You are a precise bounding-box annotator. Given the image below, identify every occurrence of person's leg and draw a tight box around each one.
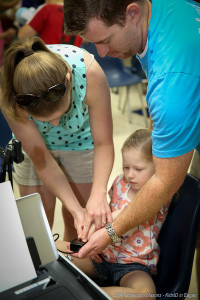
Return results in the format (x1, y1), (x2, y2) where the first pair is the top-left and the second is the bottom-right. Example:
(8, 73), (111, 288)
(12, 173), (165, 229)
(55, 240), (99, 278)
(14, 150), (56, 229)
(102, 271), (156, 300)
(19, 184), (56, 229)
(62, 182), (92, 241)
(52, 149), (94, 240)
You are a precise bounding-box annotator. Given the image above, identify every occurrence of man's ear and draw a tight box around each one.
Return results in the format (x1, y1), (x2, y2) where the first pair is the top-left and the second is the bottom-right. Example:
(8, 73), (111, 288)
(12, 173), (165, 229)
(126, 3), (141, 24)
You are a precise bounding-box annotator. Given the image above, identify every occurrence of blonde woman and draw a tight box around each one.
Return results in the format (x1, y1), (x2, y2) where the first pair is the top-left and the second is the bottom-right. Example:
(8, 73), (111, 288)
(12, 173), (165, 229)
(1, 36), (114, 241)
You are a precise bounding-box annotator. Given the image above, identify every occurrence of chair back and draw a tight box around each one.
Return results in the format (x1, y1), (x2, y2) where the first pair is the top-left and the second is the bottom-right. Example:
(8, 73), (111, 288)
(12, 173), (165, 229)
(81, 43), (141, 87)
(82, 42), (123, 69)
(130, 56), (147, 80)
(154, 174), (200, 299)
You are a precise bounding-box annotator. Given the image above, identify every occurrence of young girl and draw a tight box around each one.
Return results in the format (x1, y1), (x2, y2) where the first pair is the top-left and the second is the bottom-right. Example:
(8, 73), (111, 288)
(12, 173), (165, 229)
(56, 129), (171, 300)
(0, 36), (114, 241)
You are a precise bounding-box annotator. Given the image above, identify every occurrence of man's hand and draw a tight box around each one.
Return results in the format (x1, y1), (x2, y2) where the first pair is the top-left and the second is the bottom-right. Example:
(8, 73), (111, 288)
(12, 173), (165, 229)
(78, 227), (111, 258)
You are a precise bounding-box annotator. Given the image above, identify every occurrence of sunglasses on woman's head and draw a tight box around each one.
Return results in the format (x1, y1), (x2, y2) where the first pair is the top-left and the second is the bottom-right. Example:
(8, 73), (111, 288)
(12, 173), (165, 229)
(15, 82), (66, 107)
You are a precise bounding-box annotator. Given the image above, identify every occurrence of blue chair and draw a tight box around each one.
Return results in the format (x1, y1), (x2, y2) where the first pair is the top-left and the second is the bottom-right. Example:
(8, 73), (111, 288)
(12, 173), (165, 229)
(0, 110), (12, 184)
(126, 56), (149, 119)
(153, 173), (200, 299)
(0, 110), (12, 150)
(129, 55), (147, 80)
(81, 43), (148, 127)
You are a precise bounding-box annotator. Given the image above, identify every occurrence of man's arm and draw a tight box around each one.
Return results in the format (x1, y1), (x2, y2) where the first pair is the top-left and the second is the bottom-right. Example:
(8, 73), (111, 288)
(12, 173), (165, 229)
(112, 151), (193, 236)
(77, 150), (193, 258)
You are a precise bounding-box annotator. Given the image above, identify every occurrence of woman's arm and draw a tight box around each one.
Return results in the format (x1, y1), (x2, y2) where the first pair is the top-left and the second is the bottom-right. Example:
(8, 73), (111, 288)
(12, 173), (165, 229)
(81, 52), (114, 239)
(2, 110), (85, 236)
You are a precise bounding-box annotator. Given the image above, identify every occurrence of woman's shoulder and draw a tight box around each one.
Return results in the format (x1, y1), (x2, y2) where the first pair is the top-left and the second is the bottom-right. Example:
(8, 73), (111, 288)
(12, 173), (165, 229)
(47, 44), (85, 68)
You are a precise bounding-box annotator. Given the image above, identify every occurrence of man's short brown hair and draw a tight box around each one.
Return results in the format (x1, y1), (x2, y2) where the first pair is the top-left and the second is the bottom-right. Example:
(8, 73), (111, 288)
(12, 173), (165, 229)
(64, 0), (145, 35)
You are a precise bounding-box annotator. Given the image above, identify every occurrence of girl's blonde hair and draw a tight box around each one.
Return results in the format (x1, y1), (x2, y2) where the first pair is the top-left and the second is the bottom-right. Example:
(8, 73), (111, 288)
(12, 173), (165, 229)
(122, 129), (153, 161)
(1, 36), (70, 120)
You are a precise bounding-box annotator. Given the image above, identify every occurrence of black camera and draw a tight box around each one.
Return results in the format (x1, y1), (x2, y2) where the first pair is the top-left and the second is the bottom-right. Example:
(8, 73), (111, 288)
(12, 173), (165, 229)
(70, 238), (86, 252)
(8, 139), (24, 164)
(0, 139), (24, 165)
(0, 139), (24, 187)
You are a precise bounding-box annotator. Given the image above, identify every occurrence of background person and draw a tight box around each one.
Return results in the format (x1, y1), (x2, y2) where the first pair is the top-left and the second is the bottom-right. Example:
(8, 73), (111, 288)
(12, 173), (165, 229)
(18, 0), (83, 46)
(1, 36), (114, 241)
(15, 0), (45, 27)
(63, 0), (200, 258)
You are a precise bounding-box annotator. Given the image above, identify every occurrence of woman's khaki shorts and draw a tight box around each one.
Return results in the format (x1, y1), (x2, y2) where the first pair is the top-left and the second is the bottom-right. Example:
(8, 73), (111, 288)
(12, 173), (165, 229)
(14, 149), (94, 186)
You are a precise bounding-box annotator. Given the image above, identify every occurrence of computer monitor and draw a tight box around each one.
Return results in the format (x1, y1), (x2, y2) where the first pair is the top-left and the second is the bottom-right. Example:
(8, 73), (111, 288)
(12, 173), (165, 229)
(16, 193), (59, 266)
(14, 192), (111, 300)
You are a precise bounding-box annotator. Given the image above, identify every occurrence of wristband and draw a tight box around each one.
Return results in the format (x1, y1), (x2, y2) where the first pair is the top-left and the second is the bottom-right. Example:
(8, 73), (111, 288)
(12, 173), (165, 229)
(105, 222), (122, 243)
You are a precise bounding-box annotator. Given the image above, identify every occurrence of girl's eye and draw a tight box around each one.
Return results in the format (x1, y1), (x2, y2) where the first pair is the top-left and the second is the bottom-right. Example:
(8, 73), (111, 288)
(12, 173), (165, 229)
(123, 166), (129, 170)
(136, 168), (143, 172)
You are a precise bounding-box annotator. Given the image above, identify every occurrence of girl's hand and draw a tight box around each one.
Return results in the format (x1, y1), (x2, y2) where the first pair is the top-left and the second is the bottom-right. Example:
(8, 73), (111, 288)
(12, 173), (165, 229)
(87, 222), (96, 239)
(91, 254), (103, 263)
(81, 192), (112, 241)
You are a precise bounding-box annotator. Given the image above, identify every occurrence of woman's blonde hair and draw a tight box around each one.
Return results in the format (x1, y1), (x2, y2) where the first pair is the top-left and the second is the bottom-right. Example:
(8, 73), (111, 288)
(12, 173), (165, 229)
(122, 129), (152, 161)
(1, 36), (70, 120)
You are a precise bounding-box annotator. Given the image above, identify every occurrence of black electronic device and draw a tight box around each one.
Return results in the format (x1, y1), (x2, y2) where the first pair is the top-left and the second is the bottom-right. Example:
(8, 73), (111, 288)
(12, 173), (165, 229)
(70, 238), (87, 252)
(0, 139), (24, 188)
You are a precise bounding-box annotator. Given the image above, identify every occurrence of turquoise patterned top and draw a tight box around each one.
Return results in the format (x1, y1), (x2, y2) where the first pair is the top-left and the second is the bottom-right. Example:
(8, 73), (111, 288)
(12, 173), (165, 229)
(30, 44), (94, 151)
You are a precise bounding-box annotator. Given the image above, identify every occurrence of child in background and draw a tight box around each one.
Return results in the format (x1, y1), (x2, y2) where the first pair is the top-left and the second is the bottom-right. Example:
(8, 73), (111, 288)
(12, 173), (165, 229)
(0, 20), (17, 66)
(56, 129), (171, 300)
(17, 0), (83, 46)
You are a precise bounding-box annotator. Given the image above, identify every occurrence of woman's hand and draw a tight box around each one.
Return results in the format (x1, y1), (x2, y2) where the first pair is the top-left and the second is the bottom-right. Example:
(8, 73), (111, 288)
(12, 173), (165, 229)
(81, 191), (112, 241)
(73, 207), (86, 239)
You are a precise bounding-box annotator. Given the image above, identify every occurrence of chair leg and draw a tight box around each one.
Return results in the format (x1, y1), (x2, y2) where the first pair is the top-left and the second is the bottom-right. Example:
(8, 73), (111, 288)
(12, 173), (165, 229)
(121, 87), (128, 113)
(122, 84), (148, 125)
(118, 87), (123, 110)
(137, 83), (148, 128)
(111, 87), (119, 94)
(127, 86), (132, 123)
(121, 86), (132, 123)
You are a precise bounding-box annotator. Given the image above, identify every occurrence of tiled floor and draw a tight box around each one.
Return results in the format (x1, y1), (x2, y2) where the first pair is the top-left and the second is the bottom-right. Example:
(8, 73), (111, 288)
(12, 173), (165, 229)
(12, 84), (198, 298)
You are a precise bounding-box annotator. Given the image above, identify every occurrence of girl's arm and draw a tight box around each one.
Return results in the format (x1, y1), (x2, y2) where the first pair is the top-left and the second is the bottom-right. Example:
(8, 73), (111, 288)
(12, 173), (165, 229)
(81, 52), (114, 240)
(2, 109), (85, 236)
(18, 24), (37, 39)
(88, 209), (122, 238)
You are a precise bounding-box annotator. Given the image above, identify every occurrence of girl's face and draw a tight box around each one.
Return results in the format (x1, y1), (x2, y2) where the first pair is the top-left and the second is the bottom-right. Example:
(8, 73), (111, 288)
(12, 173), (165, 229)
(122, 148), (155, 192)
